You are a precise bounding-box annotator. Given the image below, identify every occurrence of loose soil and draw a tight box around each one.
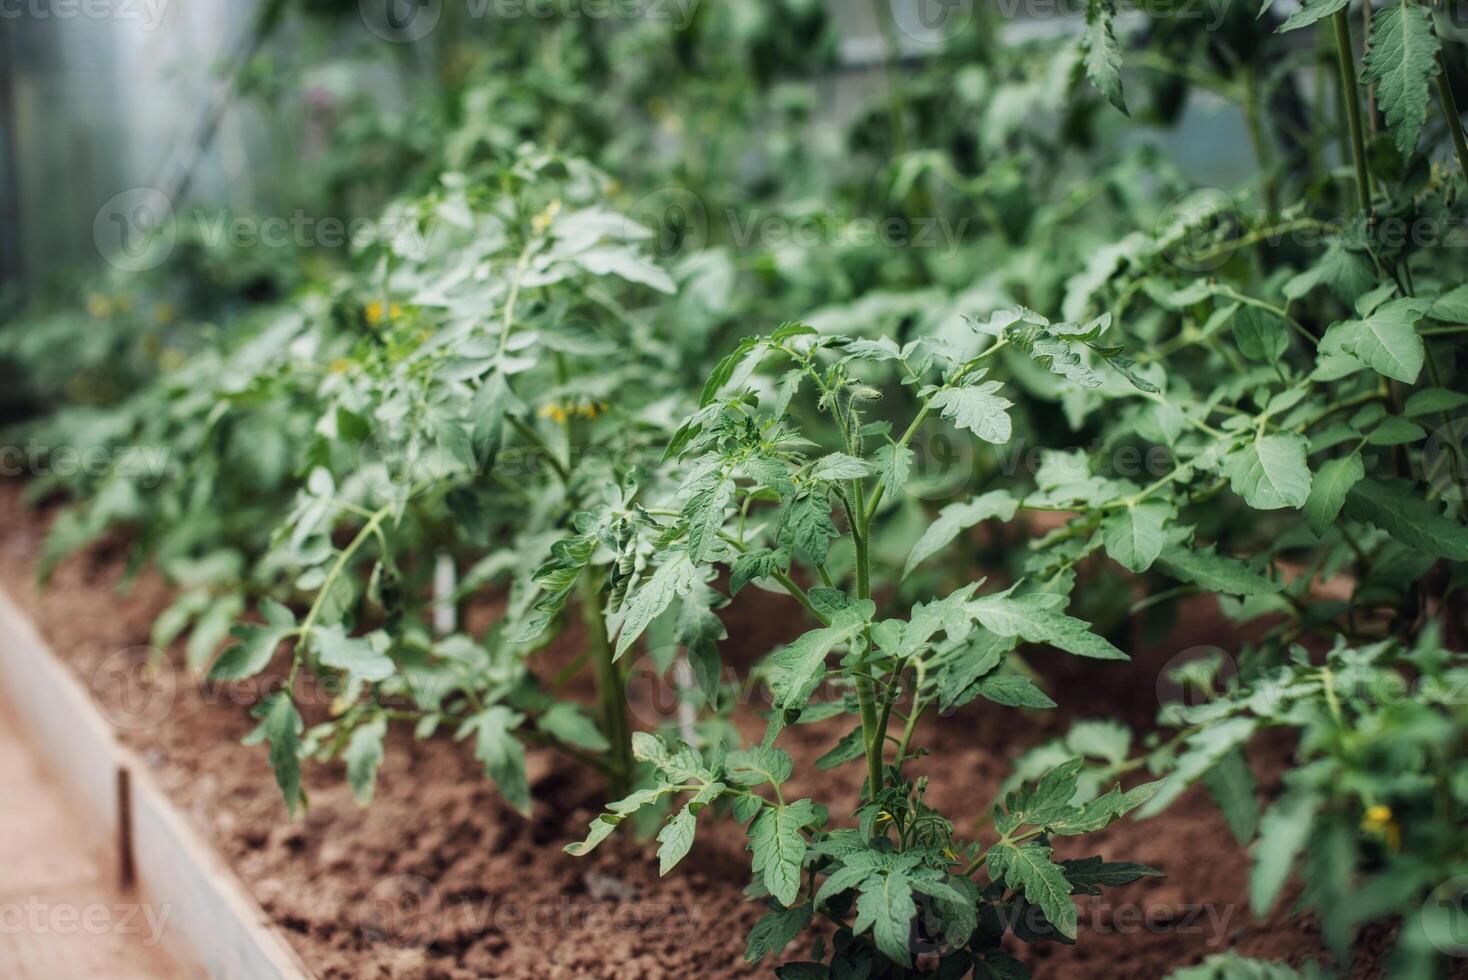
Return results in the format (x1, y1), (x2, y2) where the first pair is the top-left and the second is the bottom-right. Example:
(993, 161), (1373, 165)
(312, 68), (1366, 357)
(0, 481), (1408, 978)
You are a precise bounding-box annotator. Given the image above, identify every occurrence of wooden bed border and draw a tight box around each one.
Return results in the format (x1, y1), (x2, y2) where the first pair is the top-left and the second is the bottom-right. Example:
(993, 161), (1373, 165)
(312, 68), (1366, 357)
(0, 588), (313, 980)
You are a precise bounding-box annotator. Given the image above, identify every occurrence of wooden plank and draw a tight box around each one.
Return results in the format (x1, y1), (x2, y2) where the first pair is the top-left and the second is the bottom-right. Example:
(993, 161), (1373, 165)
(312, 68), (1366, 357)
(0, 588), (313, 980)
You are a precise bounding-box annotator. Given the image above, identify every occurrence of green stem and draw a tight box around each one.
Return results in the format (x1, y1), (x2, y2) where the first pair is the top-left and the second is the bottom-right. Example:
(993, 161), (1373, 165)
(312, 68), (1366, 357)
(1438, 68), (1468, 185)
(507, 415), (571, 483)
(287, 503), (394, 689)
(580, 570), (633, 798)
(1333, 11), (1373, 213)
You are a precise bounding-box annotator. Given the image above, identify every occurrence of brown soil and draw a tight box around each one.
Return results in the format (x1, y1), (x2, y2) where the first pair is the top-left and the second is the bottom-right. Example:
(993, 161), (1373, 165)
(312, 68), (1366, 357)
(0, 480), (1400, 979)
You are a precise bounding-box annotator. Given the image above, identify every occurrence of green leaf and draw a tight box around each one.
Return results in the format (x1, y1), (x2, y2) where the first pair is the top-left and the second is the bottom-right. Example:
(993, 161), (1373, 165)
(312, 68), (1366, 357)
(767, 610), (871, 713)
(726, 746), (794, 787)
(1060, 856), (1164, 893)
(987, 841), (1078, 940)
(1251, 790), (1319, 917)
(1360, 1), (1441, 157)
(676, 582), (727, 703)
(1319, 298), (1430, 384)
(468, 705), (530, 817)
(811, 453), (877, 481)
(974, 672), (1057, 710)
(1224, 433), (1313, 510)
(1100, 499), (1174, 573)
(1343, 477), (1468, 560)
(657, 807), (699, 875)
(1157, 544), (1281, 596)
(1304, 452), (1365, 536)
(244, 693), (305, 816)
(537, 703), (610, 752)
(814, 727), (867, 770)
(683, 475), (734, 562)
(344, 716), (387, 806)
(1082, 0), (1127, 115)
(970, 594), (1128, 660)
(873, 443), (913, 496)
(855, 872), (918, 967)
(749, 800), (818, 907)
(616, 554), (699, 659)
(1202, 747), (1258, 846)
(1139, 717), (1259, 818)
(930, 382), (1013, 445)
(779, 492), (840, 566)
(1275, 0), (1349, 32)
(312, 625), (395, 684)
(730, 548), (789, 596)
(1233, 307), (1289, 364)
(745, 904), (813, 962)
(904, 491), (1019, 577)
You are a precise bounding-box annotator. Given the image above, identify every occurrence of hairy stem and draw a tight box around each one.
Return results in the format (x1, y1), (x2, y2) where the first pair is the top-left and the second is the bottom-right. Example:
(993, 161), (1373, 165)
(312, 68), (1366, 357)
(580, 570), (633, 798)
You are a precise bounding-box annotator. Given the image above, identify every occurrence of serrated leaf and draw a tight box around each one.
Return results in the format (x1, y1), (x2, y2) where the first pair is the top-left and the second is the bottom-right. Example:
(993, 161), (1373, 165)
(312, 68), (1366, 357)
(1360, 1), (1441, 157)
(209, 617), (296, 681)
(1319, 298), (1430, 383)
(730, 548), (789, 596)
(855, 873), (918, 967)
(1202, 747), (1258, 845)
(930, 383), (1013, 445)
(1343, 477), (1468, 560)
(811, 453), (877, 481)
(726, 746), (795, 787)
(469, 705), (530, 817)
(313, 625), (395, 684)
(1157, 544), (1281, 596)
(245, 693), (305, 816)
(975, 672), (1057, 710)
(750, 800), (817, 907)
(1082, 0), (1127, 115)
(873, 442), (913, 496)
(1304, 452), (1365, 536)
(745, 904), (813, 962)
(987, 842), (1078, 940)
(345, 716), (387, 806)
(970, 594), (1127, 660)
(657, 807), (699, 875)
(904, 491), (1019, 577)
(615, 554), (699, 659)
(1100, 499), (1173, 573)
(1275, 0), (1349, 32)
(1234, 307), (1289, 364)
(1225, 433), (1313, 510)
(538, 703), (610, 752)
(1251, 790), (1319, 917)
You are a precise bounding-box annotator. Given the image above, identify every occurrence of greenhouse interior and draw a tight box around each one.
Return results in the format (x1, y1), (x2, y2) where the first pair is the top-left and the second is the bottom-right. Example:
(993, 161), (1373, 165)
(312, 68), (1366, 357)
(3, 1), (1468, 978)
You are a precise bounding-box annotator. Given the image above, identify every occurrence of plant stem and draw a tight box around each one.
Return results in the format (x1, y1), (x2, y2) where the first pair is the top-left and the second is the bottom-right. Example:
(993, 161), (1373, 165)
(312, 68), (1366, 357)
(286, 503), (394, 689)
(1438, 69), (1468, 185)
(1333, 11), (1373, 213)
(580, 570), (632, 798)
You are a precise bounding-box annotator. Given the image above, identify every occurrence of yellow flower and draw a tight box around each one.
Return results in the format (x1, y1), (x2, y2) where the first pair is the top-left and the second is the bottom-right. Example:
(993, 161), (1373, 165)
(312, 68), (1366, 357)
(87, 293), (113, 318)
(539, 402), (570, 424)
(329, 358), (352, 374)
(532, 199), (563, 236)
(1362, 805), (1401, 851)
(365, 300), (402, 326)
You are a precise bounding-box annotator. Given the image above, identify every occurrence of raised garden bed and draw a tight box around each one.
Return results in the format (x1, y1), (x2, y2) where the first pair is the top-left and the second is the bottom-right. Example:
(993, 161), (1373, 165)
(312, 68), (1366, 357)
(0, 480), (1408, 979)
